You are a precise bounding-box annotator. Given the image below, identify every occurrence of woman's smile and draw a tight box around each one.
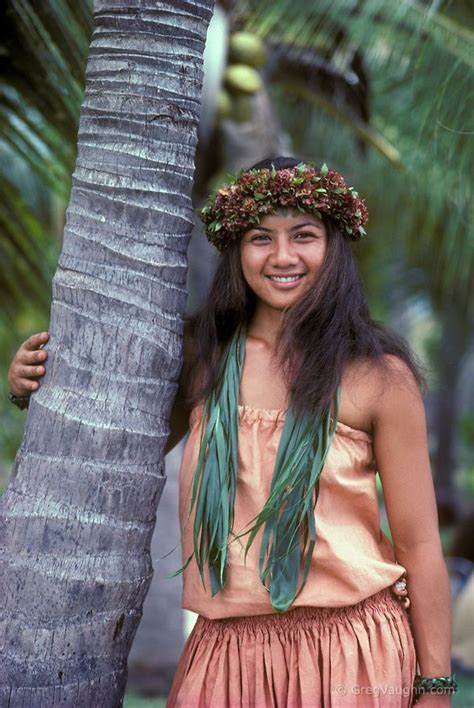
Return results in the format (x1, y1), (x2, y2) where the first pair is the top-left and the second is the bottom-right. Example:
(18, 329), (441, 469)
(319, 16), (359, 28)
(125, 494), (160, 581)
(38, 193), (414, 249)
(265, 273), (306, 289)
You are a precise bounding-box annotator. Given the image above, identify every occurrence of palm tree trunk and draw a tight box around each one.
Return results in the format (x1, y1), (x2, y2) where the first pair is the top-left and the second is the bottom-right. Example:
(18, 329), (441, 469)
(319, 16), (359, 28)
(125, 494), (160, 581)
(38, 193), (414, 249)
(126, 443), (185, 696)
(0, 1), (214, 705)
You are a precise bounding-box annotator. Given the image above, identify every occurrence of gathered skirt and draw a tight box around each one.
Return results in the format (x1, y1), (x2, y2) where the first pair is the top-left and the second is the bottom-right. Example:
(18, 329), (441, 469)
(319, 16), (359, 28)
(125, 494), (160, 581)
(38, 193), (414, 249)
(167, 587), (417, 707)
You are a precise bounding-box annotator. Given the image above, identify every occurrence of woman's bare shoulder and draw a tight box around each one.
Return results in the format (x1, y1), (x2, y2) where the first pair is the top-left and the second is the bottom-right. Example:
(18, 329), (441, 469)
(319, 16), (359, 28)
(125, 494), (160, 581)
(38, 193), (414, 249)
(339, 355), (422, 434)
(344, 354), (420, 395)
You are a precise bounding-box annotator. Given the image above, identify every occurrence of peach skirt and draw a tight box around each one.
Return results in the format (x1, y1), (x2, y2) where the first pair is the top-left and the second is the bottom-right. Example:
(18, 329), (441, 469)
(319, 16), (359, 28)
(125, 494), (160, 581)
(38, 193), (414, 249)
(167, 588), (417, 708)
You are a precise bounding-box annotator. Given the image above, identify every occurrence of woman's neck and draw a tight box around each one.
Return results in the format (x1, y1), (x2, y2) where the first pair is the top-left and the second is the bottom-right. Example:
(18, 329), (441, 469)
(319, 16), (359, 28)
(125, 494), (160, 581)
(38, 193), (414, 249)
(246, 302), (284, 348)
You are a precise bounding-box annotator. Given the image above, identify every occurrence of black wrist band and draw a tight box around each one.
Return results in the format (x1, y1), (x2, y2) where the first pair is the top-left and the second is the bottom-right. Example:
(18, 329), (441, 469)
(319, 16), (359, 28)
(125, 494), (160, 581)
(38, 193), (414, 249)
(8, 391), (31, 411)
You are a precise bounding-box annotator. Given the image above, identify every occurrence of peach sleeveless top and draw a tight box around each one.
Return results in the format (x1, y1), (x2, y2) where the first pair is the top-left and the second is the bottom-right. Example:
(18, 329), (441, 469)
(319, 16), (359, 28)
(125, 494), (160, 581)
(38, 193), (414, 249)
(179, 403), (407, 620)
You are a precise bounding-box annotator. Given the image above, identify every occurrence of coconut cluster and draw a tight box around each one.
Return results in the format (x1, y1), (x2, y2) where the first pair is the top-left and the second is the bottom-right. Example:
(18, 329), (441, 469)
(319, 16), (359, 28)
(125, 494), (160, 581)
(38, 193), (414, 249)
(218, 32), (266, 123)
(200, 163), (369, 251)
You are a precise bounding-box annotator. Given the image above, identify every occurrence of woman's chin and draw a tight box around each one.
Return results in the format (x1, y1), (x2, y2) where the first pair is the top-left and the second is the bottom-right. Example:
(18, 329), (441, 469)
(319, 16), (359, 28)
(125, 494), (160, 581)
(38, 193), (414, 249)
(258, 292), (304, 312)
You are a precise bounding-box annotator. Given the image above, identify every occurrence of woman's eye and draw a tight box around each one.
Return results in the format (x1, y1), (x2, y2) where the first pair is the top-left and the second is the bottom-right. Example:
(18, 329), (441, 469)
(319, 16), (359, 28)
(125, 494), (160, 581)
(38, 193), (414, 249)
(295, 232), (315, 239)
(251, 234), (270, 242)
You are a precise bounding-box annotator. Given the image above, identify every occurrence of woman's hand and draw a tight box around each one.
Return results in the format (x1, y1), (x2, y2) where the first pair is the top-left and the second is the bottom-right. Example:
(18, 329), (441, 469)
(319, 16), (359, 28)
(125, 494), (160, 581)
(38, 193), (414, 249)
(8, 331), (49, 397)
(390, 574), (411, 609)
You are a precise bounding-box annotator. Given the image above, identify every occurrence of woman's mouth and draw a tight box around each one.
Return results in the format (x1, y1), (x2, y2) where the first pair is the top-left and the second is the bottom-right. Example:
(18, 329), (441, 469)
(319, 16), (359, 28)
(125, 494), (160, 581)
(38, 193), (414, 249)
(265, 274), (305, 289)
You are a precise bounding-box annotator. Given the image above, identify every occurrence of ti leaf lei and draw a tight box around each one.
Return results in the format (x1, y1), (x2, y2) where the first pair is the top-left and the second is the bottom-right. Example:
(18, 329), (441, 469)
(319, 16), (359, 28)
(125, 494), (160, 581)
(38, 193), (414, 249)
(186, 326), (340, 613)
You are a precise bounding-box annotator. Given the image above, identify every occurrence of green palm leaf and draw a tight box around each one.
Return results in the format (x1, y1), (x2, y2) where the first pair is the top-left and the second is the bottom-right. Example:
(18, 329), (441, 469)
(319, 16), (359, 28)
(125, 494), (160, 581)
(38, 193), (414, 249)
(0, 0), (91, 315)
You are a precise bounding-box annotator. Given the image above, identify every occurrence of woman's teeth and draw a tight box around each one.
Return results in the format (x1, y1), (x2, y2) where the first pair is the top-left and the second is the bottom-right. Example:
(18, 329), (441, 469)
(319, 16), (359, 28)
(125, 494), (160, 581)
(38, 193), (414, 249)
(268, 275), (303, 282)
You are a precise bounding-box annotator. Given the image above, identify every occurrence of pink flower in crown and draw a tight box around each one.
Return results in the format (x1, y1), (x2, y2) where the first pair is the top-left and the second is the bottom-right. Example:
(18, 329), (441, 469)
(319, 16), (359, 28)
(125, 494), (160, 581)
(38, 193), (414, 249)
(240, 172), (255, 185)
(273, 169), (292, 187)
(242, 197), (257, 214)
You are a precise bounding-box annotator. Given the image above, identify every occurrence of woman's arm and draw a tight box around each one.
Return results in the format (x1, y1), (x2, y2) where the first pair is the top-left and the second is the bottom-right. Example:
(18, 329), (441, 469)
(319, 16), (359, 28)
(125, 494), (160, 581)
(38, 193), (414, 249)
(8, 329), (190, 452)
(372, 358), (452, 697)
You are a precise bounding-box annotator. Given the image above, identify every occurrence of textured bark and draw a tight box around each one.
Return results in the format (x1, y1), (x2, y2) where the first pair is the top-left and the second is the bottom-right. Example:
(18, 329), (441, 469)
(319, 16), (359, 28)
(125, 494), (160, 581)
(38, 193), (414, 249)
(126, 444), (184, 696)
(0, 1), (214, 705)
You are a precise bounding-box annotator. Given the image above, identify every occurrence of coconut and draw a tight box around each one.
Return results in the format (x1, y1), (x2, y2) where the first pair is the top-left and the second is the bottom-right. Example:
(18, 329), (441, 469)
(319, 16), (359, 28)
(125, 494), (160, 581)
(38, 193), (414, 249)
(229, 32), (266, 68)
(224, 64), (262, 95)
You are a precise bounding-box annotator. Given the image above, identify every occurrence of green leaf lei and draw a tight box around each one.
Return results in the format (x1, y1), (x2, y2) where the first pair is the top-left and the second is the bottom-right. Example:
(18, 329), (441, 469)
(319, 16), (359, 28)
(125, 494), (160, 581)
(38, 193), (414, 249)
(188, 326), (340, 613)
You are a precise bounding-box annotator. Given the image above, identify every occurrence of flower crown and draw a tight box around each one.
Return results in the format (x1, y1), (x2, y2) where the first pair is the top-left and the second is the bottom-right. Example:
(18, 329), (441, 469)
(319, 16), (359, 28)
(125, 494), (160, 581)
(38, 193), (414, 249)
(199, 162), (368, 251)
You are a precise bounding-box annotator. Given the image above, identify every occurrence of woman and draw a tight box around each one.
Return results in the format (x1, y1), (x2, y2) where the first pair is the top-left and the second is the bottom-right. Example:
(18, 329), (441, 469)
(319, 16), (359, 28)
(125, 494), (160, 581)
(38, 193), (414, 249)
(8, 157), (455, 706)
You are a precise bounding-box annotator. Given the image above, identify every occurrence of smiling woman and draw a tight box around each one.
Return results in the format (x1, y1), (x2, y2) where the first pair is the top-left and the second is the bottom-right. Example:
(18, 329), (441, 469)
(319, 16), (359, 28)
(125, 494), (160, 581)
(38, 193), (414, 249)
(8, 156), (456, 707)
(164, 157), (455, 706)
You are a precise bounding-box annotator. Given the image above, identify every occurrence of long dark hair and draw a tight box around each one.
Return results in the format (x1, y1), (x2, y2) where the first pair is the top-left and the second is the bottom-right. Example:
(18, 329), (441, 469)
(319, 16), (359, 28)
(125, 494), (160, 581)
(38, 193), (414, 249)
(187, 156), (425, 414)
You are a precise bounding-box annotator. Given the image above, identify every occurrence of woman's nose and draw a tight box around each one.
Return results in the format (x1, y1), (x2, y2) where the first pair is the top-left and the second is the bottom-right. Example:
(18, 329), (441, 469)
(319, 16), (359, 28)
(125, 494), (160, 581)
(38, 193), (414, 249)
(269, 239), (299, 266)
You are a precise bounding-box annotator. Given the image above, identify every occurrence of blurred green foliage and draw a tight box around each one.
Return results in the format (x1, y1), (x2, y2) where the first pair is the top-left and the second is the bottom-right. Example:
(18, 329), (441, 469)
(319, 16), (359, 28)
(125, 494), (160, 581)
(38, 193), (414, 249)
(124, 696), (166, 708)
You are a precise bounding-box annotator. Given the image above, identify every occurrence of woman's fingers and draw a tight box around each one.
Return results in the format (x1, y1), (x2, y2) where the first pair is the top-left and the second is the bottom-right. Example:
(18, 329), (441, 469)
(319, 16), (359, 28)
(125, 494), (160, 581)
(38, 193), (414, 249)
(392, 582), (408, 596)
(390, 577), (411, 609)
(22, 331), (49, 352)
(8, 362), (43, 396)
(8, 372), (36, 397)
(18, 332), (49, 364)
(19, 348), (48, 366)
(16, 378), (41, 392)
(17, 364), (46, 379)
(8, 331), (49, 396)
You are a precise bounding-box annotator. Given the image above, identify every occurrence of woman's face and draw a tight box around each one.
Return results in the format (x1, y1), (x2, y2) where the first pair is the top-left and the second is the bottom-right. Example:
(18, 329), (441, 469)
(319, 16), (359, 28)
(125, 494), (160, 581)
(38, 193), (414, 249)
(240, 210), (328, 311)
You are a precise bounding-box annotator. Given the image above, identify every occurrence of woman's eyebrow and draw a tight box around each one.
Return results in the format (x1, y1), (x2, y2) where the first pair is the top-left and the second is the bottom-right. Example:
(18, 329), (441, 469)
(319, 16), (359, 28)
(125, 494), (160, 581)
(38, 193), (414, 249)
(251, 222), (320, 233)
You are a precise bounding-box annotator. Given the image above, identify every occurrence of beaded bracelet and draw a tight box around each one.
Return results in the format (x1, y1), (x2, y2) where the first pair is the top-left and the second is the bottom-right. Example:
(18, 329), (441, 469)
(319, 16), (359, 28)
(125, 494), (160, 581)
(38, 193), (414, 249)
(413, 674), (457, 703)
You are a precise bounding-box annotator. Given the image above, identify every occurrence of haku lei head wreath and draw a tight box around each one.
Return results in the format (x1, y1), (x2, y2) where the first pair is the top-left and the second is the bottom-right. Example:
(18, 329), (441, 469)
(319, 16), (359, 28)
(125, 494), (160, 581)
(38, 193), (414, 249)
(199, 161), (369, 251)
